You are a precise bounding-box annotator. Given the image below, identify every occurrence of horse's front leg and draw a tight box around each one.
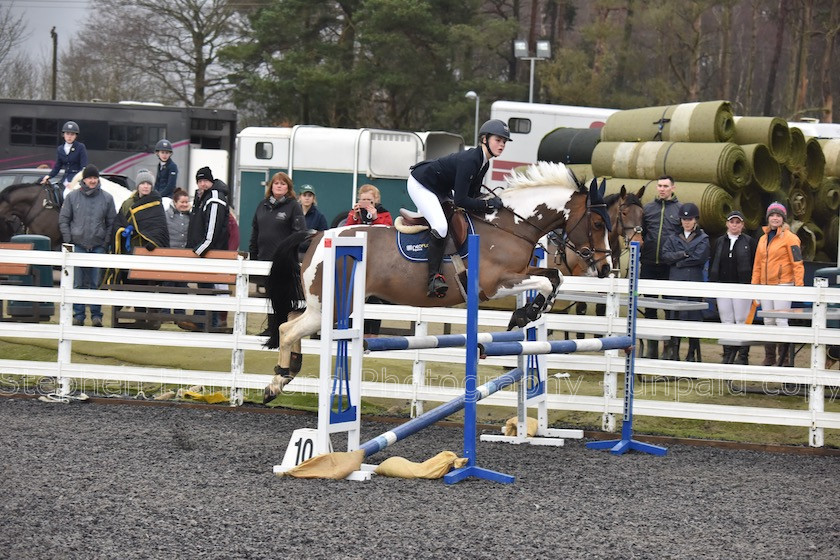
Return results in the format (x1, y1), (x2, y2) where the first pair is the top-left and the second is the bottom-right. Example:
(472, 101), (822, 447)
(491, 267), (563, 330)
(264, 308), (319, 403)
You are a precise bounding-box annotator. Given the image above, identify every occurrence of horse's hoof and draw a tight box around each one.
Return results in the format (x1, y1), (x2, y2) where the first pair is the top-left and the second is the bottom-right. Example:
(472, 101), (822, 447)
(263, 385), (280, 404)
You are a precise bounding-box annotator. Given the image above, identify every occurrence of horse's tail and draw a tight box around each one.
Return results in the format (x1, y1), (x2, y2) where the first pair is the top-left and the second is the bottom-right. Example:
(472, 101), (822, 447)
(264, 230), (313, 349)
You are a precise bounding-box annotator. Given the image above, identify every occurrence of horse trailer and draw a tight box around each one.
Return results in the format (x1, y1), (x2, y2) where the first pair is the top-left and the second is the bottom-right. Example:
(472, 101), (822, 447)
(0, 98), (237, 197)
(235, 126), (464, 252)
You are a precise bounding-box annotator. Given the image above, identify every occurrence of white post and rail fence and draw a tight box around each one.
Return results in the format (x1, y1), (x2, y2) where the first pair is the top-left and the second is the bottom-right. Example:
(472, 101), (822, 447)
(0, 246), (838, 447)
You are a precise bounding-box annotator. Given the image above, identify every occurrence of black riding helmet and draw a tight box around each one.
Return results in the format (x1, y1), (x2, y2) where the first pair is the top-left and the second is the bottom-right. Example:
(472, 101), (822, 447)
(155, 139), (173, 152)
(62, 121), (80, 134)
(478, 119), (512, 157)
(680, 202), (700, 219)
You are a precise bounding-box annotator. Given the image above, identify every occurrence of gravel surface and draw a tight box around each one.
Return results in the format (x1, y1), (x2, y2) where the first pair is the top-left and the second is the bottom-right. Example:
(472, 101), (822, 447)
(1, 397), (838, 560)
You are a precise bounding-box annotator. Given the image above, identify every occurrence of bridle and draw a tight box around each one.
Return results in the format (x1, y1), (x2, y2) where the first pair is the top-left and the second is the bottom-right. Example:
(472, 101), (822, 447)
(548, 199), (612, 274)
(613, 197), (644, 265)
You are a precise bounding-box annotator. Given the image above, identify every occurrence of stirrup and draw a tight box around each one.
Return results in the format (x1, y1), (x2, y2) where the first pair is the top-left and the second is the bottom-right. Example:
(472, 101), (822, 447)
(427, 273), (448, 298)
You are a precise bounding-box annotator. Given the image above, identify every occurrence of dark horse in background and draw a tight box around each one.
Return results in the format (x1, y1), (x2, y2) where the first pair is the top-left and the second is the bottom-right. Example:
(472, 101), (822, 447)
(0, 183), (62, 249)
(262, 162), (613, 399)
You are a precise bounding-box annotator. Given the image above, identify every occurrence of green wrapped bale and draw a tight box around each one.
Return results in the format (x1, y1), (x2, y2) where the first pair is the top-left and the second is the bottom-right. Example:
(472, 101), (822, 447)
(818, 139), (840, 177)
(732, 116), (791, 162)
(592, 141), (750, 193)
(537, 128), (602, 165)
(812, 177), (840, 224)
(788, 185), (813, 223)
(825, 216), (839, 258)
(786, 127), (807, 169)
(741, 143), (781, 193)
(734, 188), (764, 230)
(600, 101), (735, 143)
(804, 137), (826, 190)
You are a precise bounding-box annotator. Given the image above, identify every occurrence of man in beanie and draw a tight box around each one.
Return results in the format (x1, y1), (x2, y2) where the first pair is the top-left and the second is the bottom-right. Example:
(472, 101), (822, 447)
(58, 164), (116, 327)
(182, 166), (229, 330)
(751, 202), (804, 367)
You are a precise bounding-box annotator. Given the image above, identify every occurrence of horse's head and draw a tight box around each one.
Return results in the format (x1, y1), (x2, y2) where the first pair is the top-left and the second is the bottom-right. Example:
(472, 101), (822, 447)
(616, 184), (645, 261)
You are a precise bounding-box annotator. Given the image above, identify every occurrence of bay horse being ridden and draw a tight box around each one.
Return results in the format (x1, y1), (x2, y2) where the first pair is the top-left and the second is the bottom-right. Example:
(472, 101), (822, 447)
(262, 162), (612, 399)
(0, 183), (62, 248)
(547, 184), (645, 276)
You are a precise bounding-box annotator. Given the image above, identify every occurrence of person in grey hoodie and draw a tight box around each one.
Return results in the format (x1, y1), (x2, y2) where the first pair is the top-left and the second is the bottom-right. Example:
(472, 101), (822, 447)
(58, 164), (116, 326)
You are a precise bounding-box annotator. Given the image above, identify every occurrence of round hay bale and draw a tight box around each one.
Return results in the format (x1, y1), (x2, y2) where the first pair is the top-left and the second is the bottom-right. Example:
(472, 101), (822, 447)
(734, 188), (764, 231)
(817, 138), (840, 177)
(600, 101), (734, 143)
(786, 127), (807, 169)
(732, 116), (791, 162)
(537, 128), (602, 165)
(811, 177), (840, 224)
(788, 185), (814, 223)
(804, 137), (826, 190)
(741, 143), (781, 193)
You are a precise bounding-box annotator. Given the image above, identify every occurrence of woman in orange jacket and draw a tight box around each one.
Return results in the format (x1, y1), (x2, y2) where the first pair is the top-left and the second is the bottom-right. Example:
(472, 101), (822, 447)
(751, 202), (804, 366)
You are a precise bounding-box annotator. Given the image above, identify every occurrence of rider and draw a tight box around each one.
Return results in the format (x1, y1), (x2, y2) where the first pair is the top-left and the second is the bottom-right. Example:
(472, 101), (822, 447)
(41, 121), (88, 198)
(407, 119), (510, 298)
(153, 139), (179, 199)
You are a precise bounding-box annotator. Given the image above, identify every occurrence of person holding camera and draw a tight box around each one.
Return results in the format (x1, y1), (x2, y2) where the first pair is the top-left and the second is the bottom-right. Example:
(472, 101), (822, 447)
(344, 184), (393, 226)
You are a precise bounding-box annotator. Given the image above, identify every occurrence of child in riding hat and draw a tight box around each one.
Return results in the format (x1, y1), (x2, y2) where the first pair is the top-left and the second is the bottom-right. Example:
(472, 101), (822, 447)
(408, 119), (510, 298)
(42, 120), (88, 191)
(154, 139), (179, 199)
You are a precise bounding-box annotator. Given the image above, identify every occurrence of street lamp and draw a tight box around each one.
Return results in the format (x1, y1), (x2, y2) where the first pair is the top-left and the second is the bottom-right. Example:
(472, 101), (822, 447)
(513, 39), (551, 103)
(465, 90), (479, 147)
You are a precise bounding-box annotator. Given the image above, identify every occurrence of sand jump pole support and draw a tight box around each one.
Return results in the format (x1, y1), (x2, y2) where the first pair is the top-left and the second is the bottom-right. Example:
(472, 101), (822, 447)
(585, 241), (667, 456)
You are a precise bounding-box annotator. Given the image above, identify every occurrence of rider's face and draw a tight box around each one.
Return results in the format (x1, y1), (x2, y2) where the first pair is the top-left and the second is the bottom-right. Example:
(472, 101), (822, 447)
(486, 135), (508, 156)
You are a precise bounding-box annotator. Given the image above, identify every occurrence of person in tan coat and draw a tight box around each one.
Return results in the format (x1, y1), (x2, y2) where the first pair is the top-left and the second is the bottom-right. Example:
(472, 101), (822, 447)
(751, 202), (804, 366)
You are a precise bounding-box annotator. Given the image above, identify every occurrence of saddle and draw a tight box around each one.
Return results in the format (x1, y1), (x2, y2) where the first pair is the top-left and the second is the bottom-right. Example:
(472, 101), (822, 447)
(395, 201), (468, 254)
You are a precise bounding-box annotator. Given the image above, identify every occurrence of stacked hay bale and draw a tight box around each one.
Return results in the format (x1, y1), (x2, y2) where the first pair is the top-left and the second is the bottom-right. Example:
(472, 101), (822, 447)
(538, 101), (837, 262)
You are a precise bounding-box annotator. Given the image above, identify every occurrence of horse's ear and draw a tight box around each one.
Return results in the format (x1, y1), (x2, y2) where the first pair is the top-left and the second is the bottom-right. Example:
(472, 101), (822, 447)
(620, 185), (627, 198)
(598, 178), (607, 199)
(588, 177), (597, 196)
(637, 184), (646, 199)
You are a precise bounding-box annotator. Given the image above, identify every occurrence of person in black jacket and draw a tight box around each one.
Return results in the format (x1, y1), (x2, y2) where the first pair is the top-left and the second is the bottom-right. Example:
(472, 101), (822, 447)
(661, 202), (710, 362)
(153, 139), (178, 198)
(41, 120), (88, 191)
(407, 119), (510, 298)
(187, 166), (229, 256)
(249, 171), (305, 337)
(709, 210), (757, 365)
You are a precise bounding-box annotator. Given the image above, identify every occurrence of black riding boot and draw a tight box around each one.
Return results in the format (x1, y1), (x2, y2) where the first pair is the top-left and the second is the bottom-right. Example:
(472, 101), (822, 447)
(685, 338), (701, 362)
(644, 340), (659, 360)
(426, 233), (448, 298)
(722, 346), (735, 364)
(734, 346), (749, 365)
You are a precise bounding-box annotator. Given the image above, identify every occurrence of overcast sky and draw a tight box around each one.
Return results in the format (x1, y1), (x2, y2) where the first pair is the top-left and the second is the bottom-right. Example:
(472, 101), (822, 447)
(8, 0), (89, 60)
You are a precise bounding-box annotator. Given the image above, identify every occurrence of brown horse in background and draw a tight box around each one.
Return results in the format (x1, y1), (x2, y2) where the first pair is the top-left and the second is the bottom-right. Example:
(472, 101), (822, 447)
(262, 162), (612, 399)
(0, 183), (62, 249)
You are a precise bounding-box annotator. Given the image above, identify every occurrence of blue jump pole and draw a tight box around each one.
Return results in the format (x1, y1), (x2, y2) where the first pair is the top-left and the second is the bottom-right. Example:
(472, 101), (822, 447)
(480, 336), (633, 357)
(358, 367), (525, 458)
(585, 241), (667, 456)
(444, 234), (515, 484)
(364, 330), (525, 352)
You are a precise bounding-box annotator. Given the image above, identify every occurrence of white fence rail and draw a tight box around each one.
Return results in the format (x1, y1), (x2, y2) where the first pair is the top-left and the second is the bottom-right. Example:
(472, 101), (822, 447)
(1, 247), (839, 446)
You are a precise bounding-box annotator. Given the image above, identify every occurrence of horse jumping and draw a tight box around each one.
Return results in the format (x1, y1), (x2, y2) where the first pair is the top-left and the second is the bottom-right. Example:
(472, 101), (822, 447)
(263, 162), (612, 399)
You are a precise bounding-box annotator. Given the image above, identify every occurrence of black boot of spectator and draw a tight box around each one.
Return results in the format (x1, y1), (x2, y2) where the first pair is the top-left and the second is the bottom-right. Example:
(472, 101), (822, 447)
(722, 346), (735, 364)
(643, 340), (659, 359)
(762, 344), (776, 366)
(734, 346), (749, 365)
(685, 338), (701, 362)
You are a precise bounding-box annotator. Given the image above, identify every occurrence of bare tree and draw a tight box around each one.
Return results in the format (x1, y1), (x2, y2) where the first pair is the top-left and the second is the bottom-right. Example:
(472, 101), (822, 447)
(0, 3), (26, 65)
(81, 0), (243, 107)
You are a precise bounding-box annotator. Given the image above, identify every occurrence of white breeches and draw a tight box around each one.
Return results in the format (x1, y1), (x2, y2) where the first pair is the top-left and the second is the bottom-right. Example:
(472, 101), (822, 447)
(716, 296), (752, 324)
(407, 175), (448, 238)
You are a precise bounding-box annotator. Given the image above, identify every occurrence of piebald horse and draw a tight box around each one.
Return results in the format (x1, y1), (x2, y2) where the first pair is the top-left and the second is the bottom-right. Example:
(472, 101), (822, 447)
(262, 162), (612, 398)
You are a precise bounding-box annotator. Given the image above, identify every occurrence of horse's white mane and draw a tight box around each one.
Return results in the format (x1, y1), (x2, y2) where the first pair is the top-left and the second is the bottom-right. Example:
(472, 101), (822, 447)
(503, 161), (578, 192)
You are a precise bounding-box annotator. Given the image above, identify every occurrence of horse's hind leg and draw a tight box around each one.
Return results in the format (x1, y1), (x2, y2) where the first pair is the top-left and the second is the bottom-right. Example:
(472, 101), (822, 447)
(264, 307), (321, 403)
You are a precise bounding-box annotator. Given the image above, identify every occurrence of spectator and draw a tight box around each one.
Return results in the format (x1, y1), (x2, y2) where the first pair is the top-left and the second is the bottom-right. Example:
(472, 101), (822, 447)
(709, 210), (757, 365)
(298, 184), (329, 257)
(344, 184), (394, 336)
(640, 175), (682, 359)
(115, 169), (169, 252)
(660, 202), (710, 362)
(165, 188), (191, 249)
(41, 121), (88, 195)
(154, 139), (178, 199)
(58, 164), (116, 327)
(344, 184), (393, 226)
(751, 202), (804, 367)
(249, 171), (305, 337)
(182, 166), (230, 331)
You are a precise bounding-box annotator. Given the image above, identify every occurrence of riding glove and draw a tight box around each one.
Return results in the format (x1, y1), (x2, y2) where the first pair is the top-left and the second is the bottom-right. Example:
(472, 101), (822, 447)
(486, 196), (503, 211)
